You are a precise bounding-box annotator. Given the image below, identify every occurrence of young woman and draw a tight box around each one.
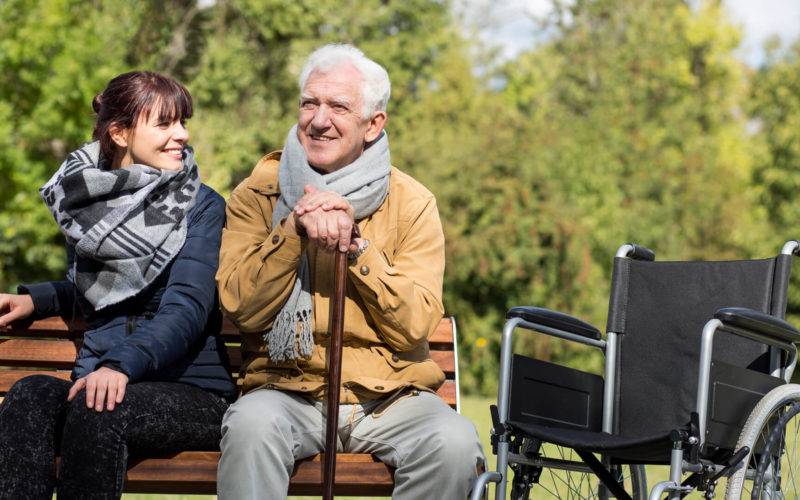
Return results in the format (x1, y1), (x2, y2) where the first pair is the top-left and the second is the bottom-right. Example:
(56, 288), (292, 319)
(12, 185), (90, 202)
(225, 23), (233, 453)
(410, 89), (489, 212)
(0, 71), (235, 499)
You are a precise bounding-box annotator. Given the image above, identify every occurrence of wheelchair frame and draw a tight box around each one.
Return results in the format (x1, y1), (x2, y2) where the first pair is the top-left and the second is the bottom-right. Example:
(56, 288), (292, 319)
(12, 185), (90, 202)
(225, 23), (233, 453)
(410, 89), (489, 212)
(471, 241), (800, 500)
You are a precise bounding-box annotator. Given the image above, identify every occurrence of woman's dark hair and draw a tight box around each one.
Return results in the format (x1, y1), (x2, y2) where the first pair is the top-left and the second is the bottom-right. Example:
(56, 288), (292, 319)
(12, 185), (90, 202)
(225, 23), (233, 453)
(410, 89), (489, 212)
(92, 71), (193, 159)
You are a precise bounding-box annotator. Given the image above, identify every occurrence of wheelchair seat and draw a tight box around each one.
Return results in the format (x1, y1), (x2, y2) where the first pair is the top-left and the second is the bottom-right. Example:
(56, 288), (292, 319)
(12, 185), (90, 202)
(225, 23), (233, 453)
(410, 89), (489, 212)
(506, 420), (672, 463)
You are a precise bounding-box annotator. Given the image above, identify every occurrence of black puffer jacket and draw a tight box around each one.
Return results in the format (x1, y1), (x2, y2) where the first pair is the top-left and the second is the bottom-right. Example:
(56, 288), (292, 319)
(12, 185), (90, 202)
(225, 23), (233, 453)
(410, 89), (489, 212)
(21, 184), (235, 399)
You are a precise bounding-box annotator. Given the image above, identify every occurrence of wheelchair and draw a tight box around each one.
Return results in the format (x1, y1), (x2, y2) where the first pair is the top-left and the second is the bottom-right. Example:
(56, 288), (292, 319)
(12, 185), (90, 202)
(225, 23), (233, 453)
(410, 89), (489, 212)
(471, 241), (800, 499)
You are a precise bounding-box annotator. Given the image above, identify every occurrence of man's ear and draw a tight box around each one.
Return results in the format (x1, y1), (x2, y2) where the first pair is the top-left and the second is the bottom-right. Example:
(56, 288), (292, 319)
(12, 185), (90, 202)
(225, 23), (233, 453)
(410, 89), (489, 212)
(364, 111), (387, 143)
(109, 123), (129, 149)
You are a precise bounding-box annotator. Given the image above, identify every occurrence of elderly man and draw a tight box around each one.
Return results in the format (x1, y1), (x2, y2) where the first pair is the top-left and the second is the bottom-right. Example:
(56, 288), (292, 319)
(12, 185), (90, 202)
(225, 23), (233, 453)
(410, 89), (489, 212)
(215, 44), (484, 498)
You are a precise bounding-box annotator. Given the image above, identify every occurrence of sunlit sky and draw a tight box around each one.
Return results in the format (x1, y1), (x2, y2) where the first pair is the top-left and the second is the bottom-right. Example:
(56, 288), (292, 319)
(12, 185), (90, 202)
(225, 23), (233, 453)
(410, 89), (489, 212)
(461, 0), (800, 67)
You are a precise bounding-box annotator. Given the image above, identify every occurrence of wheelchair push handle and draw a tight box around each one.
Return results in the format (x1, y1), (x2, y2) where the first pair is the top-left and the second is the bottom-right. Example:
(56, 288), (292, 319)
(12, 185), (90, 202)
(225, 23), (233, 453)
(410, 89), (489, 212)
(782, 240), (800, 256)
(616, 243), (655, 261)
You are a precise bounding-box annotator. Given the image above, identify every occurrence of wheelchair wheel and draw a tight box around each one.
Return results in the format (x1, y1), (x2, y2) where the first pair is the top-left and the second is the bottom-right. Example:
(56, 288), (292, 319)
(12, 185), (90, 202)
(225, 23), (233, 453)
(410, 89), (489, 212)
(725, 383), (800, 499)
(518, 443), (647, 499)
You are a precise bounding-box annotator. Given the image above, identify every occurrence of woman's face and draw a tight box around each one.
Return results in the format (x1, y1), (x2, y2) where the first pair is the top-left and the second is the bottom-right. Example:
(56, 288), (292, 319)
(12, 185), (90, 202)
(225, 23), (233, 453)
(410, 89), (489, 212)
(112, 108), (189, 171)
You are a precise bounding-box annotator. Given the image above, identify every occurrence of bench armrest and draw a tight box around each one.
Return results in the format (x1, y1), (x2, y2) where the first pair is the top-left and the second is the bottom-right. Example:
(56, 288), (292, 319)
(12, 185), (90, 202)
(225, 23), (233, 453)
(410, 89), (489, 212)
(506, 306), (601, 341)
(715, 307), (800, 344)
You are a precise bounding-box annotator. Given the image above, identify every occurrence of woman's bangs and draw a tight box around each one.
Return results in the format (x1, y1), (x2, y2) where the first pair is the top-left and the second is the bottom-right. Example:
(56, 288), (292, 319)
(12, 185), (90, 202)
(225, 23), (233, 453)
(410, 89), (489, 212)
(138, 77), (193, 125)
(154, 83), (193, 124)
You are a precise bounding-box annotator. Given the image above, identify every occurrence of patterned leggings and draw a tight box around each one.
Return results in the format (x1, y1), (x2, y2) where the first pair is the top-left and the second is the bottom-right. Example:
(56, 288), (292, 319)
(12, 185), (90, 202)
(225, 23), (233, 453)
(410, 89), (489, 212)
(0, 375), (228, 500)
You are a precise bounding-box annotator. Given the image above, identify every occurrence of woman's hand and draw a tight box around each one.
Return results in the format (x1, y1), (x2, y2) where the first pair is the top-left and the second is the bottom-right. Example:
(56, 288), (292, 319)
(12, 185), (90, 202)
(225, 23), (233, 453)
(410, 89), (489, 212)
(0, 293), (34, 328)
(67, 366), (129, 412)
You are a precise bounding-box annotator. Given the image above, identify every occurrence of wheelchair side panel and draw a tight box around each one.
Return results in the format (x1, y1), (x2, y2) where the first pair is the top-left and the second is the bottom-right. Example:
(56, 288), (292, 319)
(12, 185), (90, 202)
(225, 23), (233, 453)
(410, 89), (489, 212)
(706, 360), (783, 452)
(509, 354), (604, 432)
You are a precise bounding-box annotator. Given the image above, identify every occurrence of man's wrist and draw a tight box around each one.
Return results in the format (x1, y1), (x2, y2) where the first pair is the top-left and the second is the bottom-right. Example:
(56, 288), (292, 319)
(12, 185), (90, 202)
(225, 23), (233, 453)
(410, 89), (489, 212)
(348, 238), (370, 262)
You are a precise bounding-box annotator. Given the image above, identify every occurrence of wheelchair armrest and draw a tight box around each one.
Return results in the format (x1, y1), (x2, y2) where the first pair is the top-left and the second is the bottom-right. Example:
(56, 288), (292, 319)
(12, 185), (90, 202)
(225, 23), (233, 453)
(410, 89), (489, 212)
(506, 306), (602, 341)
(715, 307), (800, 344)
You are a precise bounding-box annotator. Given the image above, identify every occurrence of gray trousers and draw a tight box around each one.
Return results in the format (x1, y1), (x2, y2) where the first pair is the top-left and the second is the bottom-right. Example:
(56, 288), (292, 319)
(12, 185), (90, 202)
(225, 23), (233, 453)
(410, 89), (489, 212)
(217, 389), (485, 499)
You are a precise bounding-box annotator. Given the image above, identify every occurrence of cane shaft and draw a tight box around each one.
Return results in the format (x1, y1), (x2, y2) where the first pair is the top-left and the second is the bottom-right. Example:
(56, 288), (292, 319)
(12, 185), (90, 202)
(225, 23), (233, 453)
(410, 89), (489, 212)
(323, 250), (348, 500)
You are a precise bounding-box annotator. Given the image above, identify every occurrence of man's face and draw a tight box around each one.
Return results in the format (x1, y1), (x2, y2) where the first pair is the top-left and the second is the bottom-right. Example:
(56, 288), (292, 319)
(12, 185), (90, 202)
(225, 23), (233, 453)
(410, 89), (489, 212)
(297, 63), (375, 173)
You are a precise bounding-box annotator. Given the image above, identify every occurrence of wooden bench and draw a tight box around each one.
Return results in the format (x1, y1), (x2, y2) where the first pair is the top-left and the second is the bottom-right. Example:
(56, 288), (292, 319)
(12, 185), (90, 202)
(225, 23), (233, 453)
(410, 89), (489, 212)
(0, 316), (461, 496)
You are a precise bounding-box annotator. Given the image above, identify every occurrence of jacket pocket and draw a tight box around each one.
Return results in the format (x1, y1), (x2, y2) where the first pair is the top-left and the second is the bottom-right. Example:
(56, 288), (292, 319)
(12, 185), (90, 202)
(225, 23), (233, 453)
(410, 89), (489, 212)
(376, 345), (428, 370)
(371, 387), (420, 418)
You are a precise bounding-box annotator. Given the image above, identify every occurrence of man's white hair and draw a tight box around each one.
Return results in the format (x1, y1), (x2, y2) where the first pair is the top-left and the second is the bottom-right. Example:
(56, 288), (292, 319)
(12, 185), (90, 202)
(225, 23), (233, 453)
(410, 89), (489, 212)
(299, 44), (391, 117)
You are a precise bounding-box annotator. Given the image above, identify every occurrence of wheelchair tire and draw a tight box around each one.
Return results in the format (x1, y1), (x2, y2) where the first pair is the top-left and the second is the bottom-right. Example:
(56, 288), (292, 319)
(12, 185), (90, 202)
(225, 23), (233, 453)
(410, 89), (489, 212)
(725, 383), (800, 499)
(522, 444), (647, 499)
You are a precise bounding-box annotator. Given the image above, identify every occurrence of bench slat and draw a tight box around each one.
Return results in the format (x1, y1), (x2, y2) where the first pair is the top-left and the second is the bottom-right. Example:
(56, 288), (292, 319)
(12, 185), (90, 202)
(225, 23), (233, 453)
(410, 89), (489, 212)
(221, 317), (455, 344)
(3, 316), (457, 347)
(435, 379), (456, 406)
(0, 369), (72, 392)
(2, 317), (80, 337)
(0, 338), (78, 367)
(0, 370), (457, 408)
(121, 452), (395, 495)
(429, 317), (455, 344)
(430, 350), (455, 375)
(225, 347), (455, 377)
(0, 339), (456, 378)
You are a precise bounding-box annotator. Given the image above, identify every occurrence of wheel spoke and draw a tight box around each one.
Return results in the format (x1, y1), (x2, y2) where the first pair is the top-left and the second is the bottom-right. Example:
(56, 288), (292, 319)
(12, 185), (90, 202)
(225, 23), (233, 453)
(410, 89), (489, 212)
(743, 402), (800, 499)
(790, 422), (799, 493)
(526, 446), (643, 499)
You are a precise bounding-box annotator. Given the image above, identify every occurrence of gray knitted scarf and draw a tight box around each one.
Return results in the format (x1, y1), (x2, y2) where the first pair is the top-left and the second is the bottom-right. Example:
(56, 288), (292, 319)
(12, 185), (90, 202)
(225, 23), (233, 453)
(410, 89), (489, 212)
(40, 141), (200, 310)
(267, 125), (391, 361)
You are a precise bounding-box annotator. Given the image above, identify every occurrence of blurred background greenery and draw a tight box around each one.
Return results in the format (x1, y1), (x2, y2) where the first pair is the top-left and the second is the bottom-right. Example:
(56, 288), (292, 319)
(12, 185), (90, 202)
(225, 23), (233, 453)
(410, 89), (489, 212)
(3, 0), (800, 400)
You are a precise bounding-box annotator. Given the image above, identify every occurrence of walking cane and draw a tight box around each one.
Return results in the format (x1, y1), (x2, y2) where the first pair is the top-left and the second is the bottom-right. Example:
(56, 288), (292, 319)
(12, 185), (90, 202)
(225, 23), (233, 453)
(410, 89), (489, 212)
(323, 248), (348, 500)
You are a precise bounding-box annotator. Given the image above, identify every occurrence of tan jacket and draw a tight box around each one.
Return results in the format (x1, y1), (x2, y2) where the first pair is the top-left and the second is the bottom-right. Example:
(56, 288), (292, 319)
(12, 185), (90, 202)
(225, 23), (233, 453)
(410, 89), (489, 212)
(217, 152), (446, 403)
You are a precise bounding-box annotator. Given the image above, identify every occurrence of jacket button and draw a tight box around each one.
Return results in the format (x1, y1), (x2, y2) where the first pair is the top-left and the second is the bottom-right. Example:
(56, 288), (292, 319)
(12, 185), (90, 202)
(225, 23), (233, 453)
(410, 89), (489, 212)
(272, 235), (280, 244)
(360, 265), (370, 276)
(391, 354), (399, 362)
(301, 386), (307, 390)
(375, 385), (384, 390)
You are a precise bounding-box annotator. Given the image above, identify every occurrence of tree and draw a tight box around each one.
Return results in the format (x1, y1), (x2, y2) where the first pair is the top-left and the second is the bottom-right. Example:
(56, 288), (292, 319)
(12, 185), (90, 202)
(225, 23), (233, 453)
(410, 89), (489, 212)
(0, 0), (144, 288)
(0, 0), (459, 286)
(748, 40), (800, 321)
(0, 0), (779, 396)
(442, 0), (764, 393)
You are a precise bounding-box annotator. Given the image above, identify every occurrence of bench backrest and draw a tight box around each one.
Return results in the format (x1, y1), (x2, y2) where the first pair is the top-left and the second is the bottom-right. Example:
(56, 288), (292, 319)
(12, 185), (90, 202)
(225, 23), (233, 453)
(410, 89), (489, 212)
(0, 316), (460, 411)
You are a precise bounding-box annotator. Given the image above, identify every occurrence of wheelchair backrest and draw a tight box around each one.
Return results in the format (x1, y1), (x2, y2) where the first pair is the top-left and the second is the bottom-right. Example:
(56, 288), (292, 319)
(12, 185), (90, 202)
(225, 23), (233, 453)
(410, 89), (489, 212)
(605, 254), (793, 443)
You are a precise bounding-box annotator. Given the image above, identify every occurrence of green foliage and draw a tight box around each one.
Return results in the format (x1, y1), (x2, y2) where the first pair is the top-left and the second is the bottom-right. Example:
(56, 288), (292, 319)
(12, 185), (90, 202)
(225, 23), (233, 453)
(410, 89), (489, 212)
(0, 0), (140, 288)
(430, 0), (768, 393)
(0, 0), (797, 395)
(748, 41), (800, 322)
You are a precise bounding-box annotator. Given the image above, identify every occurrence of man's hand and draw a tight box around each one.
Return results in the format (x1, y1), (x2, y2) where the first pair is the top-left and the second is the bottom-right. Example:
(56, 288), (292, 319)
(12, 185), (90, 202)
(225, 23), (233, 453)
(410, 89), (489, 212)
(0, 293), (34, 328)
(294, 185), (356, 252)
(294, 185), (354, 220)
(67, 366), (129, 412)
(297, 209), (356, 253)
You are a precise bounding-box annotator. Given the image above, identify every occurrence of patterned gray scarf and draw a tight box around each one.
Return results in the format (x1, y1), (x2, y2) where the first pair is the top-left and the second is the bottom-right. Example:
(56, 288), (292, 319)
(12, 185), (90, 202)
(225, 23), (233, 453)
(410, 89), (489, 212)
(268, 125), (391, 361)
(40, 141), (200, 310)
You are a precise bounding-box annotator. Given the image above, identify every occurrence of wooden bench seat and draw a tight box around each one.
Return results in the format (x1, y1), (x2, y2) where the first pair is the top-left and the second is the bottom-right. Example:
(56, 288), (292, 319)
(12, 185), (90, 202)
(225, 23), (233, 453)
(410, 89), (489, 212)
(0, 316), (460, 496)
